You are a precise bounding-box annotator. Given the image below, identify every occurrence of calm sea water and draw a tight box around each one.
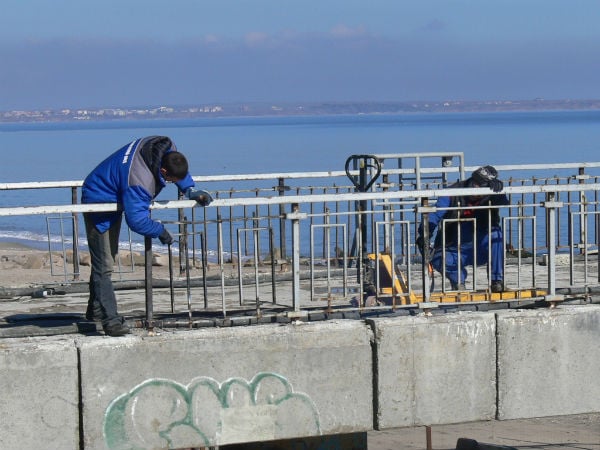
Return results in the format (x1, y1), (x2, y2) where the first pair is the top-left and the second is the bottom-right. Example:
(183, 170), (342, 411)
(1, 110), (600, 251)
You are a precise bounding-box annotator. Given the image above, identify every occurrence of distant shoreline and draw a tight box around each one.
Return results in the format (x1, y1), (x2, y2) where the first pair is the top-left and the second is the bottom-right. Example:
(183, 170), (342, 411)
(2, 99), (600, 125)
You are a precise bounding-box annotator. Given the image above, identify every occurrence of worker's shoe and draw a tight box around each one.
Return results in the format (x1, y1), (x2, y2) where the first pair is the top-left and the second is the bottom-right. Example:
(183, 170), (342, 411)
(451, 282), (466, 290)
(103, 322), (130, 337)
(491, 280), (504, 293)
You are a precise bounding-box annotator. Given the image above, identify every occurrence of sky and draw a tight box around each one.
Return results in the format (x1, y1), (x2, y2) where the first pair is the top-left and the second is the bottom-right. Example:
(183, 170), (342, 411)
(1, 0), (600, 110)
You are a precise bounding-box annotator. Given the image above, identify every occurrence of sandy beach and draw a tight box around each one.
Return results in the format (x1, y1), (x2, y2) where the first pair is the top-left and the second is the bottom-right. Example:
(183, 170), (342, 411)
(0, 241), (81, 288)
(0, 240), (196, 293)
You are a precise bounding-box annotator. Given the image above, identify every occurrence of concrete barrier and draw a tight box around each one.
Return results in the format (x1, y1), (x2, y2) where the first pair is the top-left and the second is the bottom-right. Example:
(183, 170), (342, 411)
(0, 336), (79, 450)
(497, 305), (600, 419)
(4, 305), (600, 449)
(370, 312), (497, 429)
(78, 320), (374, 449)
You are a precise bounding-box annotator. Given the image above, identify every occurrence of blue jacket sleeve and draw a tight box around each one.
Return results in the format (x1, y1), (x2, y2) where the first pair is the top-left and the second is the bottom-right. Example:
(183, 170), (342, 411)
(122, 185), (164, 238)
(418, 195), (451, 235)
(428, 196), (451, 230)
(175, 173), (195, 194)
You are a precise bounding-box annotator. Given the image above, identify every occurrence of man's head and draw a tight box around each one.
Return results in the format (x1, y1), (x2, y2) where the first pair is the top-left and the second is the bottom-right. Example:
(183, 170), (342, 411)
(471, 165), (498, 187)
(470, 165), (503, 193)
(160, 152), (189, 182)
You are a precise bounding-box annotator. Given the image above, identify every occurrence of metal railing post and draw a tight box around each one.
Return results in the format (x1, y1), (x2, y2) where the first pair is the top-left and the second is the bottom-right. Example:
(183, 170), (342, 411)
(287, 203), (307, 312)
(70, 187), (80, 280)
(544, 192), (563, 304)
(418, 197), (434, 301)
(144, 235), (154, 331)
(577, 166), (589, 255)
(178, 191), (185, 275)
(277, 178), (290, 259)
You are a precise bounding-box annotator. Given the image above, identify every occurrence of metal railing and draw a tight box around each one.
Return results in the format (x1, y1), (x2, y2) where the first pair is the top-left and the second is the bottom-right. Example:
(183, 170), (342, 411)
(1, 154), (600, 327)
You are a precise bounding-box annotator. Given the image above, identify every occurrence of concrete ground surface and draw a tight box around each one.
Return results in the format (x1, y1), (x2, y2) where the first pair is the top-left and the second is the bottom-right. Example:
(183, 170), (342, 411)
(367, 413), (600, 450)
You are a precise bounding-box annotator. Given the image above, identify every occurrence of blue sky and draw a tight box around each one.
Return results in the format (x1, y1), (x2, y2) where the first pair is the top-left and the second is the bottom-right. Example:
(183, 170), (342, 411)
(2, 0), (599, 109)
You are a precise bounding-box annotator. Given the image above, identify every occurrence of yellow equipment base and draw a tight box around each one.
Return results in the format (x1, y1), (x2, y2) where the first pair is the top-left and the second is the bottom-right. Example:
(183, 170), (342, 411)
(368, 253), (546, 305)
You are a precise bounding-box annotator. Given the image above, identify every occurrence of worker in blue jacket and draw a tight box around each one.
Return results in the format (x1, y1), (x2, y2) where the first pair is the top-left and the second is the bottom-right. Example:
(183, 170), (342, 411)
(82, 136), (212, 336)
(417, 165), (509, 293)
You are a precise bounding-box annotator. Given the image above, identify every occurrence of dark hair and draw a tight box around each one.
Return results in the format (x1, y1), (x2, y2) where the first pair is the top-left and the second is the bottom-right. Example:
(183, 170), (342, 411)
(161, 152), (189, 180)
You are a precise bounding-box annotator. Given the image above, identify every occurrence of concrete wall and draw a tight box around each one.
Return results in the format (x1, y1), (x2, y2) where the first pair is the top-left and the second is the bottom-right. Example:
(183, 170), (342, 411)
(0, 337), (79, 449)
(369, 312), (497, 429)
(497, 305), (600, 419)
(79, 320), (374, 450)
(3, 306), (600, 449)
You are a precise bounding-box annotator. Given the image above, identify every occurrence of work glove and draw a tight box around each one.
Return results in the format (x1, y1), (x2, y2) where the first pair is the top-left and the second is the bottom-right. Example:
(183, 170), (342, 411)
(488, 178), (504, 193)
(416, 222), (436, 255)
(159, 228), (174, 245)
(187, 188), (213, 207)
(415, 235), (425, 254)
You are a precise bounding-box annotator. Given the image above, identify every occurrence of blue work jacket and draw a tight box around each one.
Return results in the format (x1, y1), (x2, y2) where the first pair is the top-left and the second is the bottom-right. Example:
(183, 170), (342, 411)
(428, 179), (509, 249)
(81, 136), (194, 237)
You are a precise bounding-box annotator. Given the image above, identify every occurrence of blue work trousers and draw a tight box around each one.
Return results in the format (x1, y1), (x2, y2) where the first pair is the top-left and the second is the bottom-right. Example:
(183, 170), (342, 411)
(431, 227), (504, 286)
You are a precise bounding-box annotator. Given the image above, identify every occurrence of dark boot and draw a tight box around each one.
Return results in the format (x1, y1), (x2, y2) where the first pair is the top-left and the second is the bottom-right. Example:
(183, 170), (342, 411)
(491, 280), (504, 293)
(103, 322), (130, 337)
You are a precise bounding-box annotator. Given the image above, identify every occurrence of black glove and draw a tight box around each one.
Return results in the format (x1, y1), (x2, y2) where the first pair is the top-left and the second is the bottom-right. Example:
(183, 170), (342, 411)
(488, 178), (503, 193)
(159, 228), (174, 245)
(416, 235), (425, 253)
(187, 188), (213, 207)
(416, 222), (436, 255)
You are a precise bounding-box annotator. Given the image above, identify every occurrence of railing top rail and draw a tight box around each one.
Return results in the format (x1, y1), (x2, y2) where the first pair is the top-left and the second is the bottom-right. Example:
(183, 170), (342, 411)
(2, 161), (600, 191)
(0, 180), (85, 190)
(372, 151), (464, 159)
(1, 183), (597, 217)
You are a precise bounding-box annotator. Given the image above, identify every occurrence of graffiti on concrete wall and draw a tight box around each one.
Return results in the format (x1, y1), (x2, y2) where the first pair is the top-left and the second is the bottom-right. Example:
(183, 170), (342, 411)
(103, 372), (321, 449)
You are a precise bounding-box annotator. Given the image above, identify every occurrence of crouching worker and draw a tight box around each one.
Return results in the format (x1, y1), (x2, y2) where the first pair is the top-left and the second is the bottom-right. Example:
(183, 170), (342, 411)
(416, 165), (509, 292)
(81, 136), (213, 336)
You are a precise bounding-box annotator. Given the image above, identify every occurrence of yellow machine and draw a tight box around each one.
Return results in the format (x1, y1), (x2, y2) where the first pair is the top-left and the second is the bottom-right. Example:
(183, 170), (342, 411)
(367, 253), (546, 305)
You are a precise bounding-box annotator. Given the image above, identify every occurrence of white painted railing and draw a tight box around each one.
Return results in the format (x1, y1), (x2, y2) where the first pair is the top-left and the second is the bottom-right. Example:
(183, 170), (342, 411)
(1, 155), (600, 326)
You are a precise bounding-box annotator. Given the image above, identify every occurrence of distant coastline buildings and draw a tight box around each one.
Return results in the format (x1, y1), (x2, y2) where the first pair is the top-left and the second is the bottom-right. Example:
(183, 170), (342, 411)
(2, 99), (600, 123)
(1, 105), (223, 123)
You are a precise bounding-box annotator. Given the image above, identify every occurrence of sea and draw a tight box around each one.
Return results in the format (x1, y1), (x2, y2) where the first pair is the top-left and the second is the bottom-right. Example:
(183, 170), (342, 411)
(1, 110), (600, 254)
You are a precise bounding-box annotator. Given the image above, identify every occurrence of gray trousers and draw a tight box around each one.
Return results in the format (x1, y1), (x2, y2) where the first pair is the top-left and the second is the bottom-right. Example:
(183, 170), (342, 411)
(84, 213), (123, 327)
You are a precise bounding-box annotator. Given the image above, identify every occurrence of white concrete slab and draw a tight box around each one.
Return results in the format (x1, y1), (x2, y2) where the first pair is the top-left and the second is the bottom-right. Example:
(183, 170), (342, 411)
(78, 320), (374, 449)
(0, 336), (79, 450)
(497, 305), (600, 419)
(370, 312), (497, 428)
